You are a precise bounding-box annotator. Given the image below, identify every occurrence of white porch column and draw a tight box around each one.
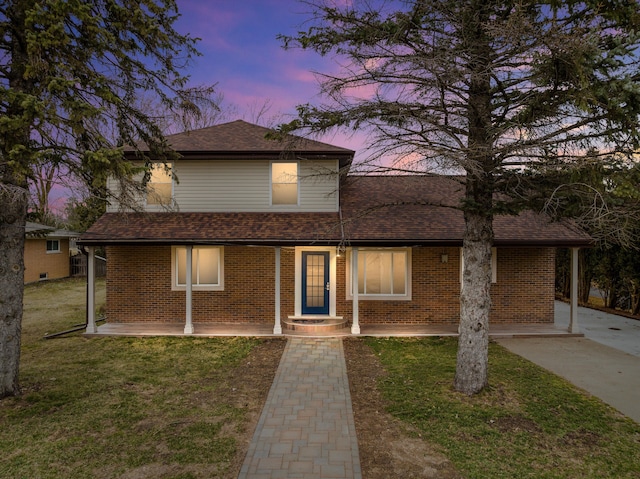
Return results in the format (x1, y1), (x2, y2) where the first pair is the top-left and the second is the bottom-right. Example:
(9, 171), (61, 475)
(569, 247), (580, 334)
(184, 245), (194, 334)
(274, 247), (282, 335)
(85, 246), (97, 334)
(351, 247), (360, 334)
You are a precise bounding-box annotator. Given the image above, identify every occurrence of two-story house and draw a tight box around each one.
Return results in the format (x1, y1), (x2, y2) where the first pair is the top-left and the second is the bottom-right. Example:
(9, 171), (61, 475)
(79, 120), (591, 336)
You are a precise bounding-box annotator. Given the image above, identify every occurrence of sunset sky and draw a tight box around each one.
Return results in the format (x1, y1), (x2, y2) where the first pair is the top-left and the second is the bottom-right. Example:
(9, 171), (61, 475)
(175, 0), (349, 135)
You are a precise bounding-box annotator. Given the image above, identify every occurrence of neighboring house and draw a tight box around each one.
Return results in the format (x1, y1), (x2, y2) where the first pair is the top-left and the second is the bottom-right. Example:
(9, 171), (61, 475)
(79, 120), (591, 335)
(24, 222), (79, 284)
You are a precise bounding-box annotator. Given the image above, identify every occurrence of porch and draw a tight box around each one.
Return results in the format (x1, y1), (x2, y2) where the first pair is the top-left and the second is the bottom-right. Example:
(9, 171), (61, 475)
(86, 321), (582, 338)
(83, 246), (584, 338)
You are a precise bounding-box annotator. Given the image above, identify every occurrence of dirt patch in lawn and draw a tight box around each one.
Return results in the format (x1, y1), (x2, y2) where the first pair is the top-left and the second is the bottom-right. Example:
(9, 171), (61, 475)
(344, 338), (463, 479)
(221, 338), (287, 477)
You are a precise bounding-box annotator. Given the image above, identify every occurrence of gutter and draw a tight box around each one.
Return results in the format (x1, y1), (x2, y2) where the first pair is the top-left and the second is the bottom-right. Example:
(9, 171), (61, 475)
(78, 237), (593, 248)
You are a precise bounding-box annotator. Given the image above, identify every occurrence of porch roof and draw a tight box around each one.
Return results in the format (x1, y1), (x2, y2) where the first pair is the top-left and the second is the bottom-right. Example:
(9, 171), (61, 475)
(80, 176), (592, 247)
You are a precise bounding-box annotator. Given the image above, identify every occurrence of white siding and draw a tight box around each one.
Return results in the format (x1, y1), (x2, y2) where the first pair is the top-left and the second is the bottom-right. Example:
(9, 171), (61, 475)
(298, 160), (340, 212)
(107, 158), (340, 213)
(105, 175), (149, 212)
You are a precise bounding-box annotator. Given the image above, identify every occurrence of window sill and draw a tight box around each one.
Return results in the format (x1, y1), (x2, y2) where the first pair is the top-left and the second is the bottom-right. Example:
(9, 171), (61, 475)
(346, 295), (412, 301)
(171, 285), (224, 292)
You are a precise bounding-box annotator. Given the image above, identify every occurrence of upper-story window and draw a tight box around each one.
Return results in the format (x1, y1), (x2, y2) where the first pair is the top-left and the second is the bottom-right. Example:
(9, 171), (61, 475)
(146, 163), (172, 206)
(271, 162), (298, 205)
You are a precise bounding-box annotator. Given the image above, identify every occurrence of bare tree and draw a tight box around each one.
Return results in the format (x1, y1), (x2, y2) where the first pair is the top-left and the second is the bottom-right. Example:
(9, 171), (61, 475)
(279, 0), (640, 394)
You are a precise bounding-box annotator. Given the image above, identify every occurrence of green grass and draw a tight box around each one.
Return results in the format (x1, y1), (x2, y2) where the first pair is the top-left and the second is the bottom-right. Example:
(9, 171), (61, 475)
(366, 337), (640, 479)
(0, 278), (276, 479)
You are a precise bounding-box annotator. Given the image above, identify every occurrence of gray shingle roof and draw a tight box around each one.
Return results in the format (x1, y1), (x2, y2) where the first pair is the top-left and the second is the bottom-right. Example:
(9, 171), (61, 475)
(25, 222), (79, 238)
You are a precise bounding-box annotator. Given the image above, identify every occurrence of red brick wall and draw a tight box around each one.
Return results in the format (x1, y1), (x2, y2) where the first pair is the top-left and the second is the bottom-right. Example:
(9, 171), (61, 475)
(490, 247), (555, 324)
(105, 245), (555, 325)
(106, 245), (276, 323)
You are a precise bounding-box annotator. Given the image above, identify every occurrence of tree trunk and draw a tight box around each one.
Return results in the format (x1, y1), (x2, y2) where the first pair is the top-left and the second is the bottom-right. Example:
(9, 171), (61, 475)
(630, 280), (640, 316)
(0, 0), (31, 399)
(605, 286), (618, 309)
(454, 0), (495, 395)
(578, 249), (593, 304)
(555, 249), (571, 298)
(0, 185), (28, 398)
(455, 211), (493, 395)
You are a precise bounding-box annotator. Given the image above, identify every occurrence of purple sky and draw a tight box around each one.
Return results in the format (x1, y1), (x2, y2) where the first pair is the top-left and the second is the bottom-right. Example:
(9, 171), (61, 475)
(173, 1), (377, 159)
(177, 1), (327, 117)
(175, 1), (360, 142)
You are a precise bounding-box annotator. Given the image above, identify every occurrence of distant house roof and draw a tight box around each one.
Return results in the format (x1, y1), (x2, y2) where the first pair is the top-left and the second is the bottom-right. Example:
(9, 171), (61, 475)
(25, 222), (79, 239)
(79, 176), (592, 247)
(125, 120), (355, 169)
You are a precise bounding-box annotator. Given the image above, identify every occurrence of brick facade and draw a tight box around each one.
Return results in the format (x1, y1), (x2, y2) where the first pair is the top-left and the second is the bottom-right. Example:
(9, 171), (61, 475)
(105, 245), (555, 325)
(106, 245), (277, 323)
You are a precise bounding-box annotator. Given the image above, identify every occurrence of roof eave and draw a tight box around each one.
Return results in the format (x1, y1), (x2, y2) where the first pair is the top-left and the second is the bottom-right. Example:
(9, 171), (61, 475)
(78, 238), (592, 248)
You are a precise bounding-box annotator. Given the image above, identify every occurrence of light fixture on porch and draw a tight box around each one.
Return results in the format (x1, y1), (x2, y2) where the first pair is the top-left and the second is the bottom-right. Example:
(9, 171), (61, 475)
(441, 251), (449, 263)
(336, 244), (346, 257)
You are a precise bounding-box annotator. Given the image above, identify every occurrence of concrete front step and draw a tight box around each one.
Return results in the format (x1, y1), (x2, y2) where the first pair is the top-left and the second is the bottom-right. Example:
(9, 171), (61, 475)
(283, 316), (349, 333)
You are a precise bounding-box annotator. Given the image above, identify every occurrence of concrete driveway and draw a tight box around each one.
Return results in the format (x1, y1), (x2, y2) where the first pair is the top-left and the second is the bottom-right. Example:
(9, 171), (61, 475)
(496, 302), (640, 424)
(553, 301), (640, 357)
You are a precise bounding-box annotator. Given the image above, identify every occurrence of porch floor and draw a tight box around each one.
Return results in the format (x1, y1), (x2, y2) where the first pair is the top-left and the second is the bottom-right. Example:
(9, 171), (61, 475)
(87, 322), (581, 338)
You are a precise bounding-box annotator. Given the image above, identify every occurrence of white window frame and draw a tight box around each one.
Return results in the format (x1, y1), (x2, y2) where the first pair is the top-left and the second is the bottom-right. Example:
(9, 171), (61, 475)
(46, 239), (60, 254)
(270, 160), (299, 206)
(171, 246), (224, 291)
(460, 247), (497, 284)
(146, 163), (174, 206)
(346, 248), (412, 301)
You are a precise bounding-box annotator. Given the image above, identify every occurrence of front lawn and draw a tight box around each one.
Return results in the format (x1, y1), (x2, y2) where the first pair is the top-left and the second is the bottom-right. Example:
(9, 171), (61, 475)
(355, 337), (640, 478)
(0, 278), (284, 479)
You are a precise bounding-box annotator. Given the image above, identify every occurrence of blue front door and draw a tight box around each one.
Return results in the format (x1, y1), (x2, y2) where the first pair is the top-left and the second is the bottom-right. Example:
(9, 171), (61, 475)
(302, 252), (330, 315)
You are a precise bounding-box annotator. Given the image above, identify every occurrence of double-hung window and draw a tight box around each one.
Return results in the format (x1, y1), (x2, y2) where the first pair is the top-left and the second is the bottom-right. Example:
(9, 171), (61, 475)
(347, 248), (411, 300)
(271, 161), (298, 205)
(171, 246), (224, 291)
(147, 163), (173, 206)
(46, 239), (60, 253)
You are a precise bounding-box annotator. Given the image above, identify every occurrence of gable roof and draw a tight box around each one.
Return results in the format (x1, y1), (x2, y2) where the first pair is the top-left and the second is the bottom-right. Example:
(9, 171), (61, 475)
(125, 120), (354, 168)
(80, 175), (592, 247)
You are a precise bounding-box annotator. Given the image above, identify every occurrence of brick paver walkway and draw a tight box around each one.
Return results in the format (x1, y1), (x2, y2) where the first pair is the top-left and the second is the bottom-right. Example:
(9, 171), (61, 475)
(238, 338), (362, 478)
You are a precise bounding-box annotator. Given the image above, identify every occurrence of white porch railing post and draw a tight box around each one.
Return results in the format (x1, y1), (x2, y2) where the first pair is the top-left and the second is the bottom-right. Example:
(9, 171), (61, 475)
(351, 247), (360, 334)
(184, 245), (194, 334)
(274, 247), (282, 335)
(86, 246), (97, 334)
(569, 247), (580, 334)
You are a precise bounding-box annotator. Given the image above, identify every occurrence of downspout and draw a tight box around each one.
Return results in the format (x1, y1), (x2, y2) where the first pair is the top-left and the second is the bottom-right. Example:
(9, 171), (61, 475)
(43, 246), (104, 339)
(338, 206), (346, 255)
